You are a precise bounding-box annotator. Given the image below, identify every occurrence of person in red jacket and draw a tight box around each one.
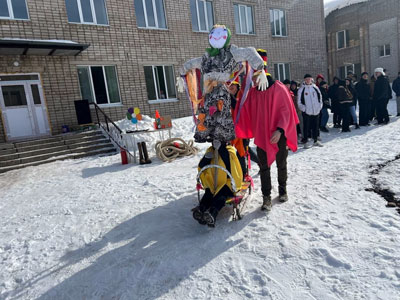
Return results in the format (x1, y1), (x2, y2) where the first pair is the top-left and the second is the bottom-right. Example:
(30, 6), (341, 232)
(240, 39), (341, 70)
(235, 50), (299, 211)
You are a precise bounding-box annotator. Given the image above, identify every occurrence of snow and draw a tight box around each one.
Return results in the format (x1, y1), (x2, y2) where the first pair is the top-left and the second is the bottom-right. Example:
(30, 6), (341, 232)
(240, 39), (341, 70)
(1, 101), (400, 299)
(324, 0), (368, 16)
(1, 38), (78, 44)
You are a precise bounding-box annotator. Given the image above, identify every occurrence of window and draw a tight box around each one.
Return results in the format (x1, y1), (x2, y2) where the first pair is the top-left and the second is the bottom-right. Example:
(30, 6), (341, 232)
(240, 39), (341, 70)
(336, 30), (350, 49)
(270, 9), (287, 37)
(0, 0), (29, 20)
(77, 66), (121, 105)
(338, 64), (354, 79)
(65, 0), (108, 25)
(134, 0), (166, 29)
(234, 4), (254, 34)
(274, 63), (290, 82)
(379, 44), (390, 57)
(144, 65), (176, 101)
(190, 0), (213, 32)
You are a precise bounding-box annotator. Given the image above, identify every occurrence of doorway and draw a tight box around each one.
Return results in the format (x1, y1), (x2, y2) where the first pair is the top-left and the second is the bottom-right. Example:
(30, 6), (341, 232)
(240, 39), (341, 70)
(0, 74), (50, 141)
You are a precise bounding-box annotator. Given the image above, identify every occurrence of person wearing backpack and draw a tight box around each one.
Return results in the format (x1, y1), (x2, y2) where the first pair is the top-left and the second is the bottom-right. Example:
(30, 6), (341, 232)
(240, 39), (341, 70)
(297, 74), (323, 148)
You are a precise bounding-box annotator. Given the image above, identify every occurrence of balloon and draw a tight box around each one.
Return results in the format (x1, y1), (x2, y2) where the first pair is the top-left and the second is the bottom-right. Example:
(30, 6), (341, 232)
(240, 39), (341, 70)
(131, 118), (138, 124)
(128, 107), (134, 114)
(134, 107), (140, 115)
(132, 113), (136, 119)
(136, 114), (142, 121)
(126, 112), (132, 120)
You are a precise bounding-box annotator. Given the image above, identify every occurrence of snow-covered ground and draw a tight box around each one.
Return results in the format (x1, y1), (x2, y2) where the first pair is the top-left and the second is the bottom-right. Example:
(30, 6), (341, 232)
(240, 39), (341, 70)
(1, 101), (400, 300)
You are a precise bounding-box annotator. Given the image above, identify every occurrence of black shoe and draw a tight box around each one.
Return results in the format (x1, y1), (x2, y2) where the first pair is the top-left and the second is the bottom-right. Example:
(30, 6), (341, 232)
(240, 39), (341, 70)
(341, 129), (351, 132)
(320, 126), (329, 133)
(261, 195), (272, 211)
(355, 124), (360, 129)
(192, 206), (207, 225)
(300, 138), (307, 144)
(278, 186), (288, 202)
(203, 207), (218, 227)
(397, 113), (400, 117)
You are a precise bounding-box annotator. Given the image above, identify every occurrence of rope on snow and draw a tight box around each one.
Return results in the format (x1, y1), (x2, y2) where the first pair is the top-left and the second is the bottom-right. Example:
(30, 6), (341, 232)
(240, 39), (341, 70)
(155, 138), (199, 162)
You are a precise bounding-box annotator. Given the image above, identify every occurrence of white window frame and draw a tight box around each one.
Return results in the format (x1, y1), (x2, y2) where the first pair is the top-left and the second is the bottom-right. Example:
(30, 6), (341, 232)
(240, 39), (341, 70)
(138, 0), (167, 29)
(275, 63), (290, 82)
(193, 0), (212, 32)
(336, 30), (347, 50)
(379, 44), (391, 57)
(145, 65), (178, 104)
(0, 0), (29, 20)
(270, 9), (287, 37)
(235, 4), (254, 35)
(68, 0), (109, 26)
(77, 65), (122, 107)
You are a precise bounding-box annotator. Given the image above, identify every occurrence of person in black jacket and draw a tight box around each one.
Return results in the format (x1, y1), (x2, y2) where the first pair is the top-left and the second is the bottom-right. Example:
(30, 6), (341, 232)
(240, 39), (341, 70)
(392, 72), (400, 117)
(373, 68), (391, 124)
(336, 80), (353, 132)
(355, 72), (371, 126)
(345, 78), (359, 129)
(319, 81), (330, 132)
(329, 76), (341, 128)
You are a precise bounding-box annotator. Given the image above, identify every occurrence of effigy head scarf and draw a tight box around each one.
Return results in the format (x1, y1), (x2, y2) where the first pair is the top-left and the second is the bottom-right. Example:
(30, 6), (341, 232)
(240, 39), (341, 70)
(206, 24), (231, 57)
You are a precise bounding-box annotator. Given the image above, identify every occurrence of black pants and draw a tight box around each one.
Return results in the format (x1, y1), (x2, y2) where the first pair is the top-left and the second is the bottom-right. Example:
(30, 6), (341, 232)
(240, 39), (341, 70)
(243, 139), (259, 165)
(332, 102), (342, 125)
(340, 104), (351, 131)
(376, 99), (389, 124)
(257, 135), (288, 197)
(358, 99), (370, 126)
(200, 185), (233, 212)
(369, 100), (377, 121)
(302, 113), (319, 142)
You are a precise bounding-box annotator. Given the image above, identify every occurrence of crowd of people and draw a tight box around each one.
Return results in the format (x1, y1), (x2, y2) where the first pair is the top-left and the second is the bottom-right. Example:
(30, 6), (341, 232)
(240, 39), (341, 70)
(282, 68), (398, 149)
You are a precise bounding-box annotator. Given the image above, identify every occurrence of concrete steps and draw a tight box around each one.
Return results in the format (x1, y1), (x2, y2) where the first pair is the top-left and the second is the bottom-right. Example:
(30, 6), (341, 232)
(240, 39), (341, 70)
(0, 130), (116, 173)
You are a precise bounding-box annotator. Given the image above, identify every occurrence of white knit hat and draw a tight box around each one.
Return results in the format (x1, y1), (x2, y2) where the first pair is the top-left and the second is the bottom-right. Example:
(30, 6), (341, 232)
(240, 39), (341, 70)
(374, 67), (385, 76)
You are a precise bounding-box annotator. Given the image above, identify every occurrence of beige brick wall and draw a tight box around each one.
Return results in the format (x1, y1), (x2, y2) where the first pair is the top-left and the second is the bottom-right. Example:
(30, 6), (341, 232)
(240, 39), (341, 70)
(0, 0), (327, 143)
(326, 0), (400, 82)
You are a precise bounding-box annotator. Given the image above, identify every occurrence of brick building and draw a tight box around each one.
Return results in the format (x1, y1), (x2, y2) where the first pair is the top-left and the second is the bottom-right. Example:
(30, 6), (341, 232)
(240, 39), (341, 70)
(0, 0), (327, 143)
(326, 0), (400, 83)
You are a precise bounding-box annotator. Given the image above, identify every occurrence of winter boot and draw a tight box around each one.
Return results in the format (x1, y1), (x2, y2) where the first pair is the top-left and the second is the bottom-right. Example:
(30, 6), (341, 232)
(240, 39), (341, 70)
(192, 206), (207, 225)
(278, 186), (288, 203)
(203, 207), (219, 227)
(261, 195), (272, 211)
(137, 142), (146, 165)
(141, 141), (152, 164)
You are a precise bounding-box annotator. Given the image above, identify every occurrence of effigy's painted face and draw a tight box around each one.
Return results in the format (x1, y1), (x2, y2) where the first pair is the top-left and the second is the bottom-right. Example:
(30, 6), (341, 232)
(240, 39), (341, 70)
(209, 27), (228, 49)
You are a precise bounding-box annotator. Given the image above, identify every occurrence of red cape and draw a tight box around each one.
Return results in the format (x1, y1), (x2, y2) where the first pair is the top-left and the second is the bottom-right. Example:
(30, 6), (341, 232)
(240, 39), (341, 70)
(235, 81), (299, 167)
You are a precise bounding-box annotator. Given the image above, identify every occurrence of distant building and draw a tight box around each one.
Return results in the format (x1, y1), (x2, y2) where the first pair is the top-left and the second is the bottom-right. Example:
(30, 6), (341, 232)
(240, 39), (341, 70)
(326, 0), (400, 82)
(0, 0), (326, 143)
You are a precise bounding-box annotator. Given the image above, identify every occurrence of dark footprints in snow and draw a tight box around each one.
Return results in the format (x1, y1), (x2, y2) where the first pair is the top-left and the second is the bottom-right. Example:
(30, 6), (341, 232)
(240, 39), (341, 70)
(365, 154), (400, 215)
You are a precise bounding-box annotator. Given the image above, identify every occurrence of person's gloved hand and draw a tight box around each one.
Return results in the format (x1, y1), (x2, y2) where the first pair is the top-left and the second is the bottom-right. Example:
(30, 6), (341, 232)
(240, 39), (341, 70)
(256, 69), (268, 91)
(176, 77), (185, 93)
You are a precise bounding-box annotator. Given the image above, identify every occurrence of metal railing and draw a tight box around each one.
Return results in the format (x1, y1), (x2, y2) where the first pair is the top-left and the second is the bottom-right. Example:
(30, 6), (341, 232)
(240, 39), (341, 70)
(90, 102), (134, 160)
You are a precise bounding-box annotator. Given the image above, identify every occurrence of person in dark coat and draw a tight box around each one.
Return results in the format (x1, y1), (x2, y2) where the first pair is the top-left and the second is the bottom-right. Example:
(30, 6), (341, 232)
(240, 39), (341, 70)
(319, 81), (330, 132)
(336, 80), (353, 132)
(373, 68), (391, 124)
(392, 72), (400, 117)
(345, 78), (359, 129)
(290, 80), (302, 138)
(329, 76), (341, 128)
(355, 72), (371, 126)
